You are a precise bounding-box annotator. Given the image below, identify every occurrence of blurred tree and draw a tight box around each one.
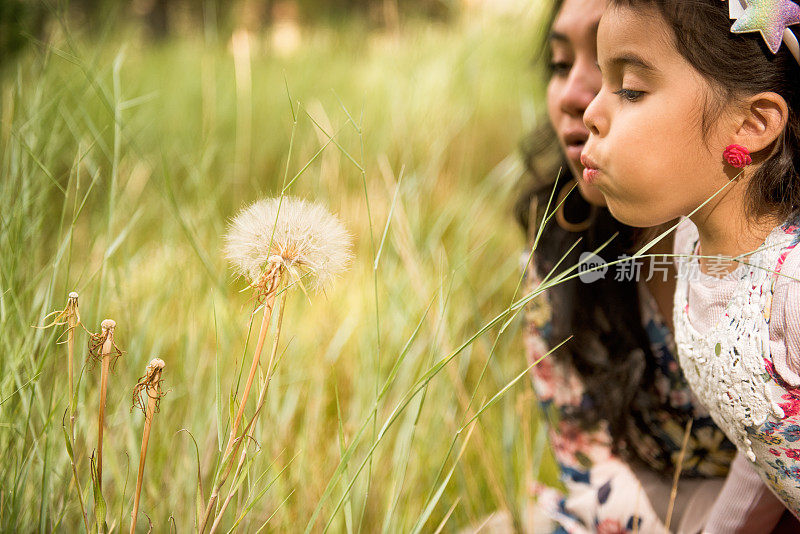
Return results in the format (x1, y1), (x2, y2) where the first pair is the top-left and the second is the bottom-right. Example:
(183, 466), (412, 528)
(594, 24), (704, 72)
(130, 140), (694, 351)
(144, 0), (170, 39)
(0, 0), (48, 66)
(0, 0), (458, 65)
(295, 0), (453, 24)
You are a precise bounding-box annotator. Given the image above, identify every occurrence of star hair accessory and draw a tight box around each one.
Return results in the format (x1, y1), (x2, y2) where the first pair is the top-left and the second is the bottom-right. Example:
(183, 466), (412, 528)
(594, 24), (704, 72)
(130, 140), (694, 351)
(727, 0), (800, 64)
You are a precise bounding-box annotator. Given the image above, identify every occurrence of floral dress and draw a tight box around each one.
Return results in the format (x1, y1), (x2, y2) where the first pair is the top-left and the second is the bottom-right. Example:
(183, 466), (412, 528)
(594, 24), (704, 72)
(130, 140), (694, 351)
(523, 251), (735, 533)
(673, 215), (800, 516)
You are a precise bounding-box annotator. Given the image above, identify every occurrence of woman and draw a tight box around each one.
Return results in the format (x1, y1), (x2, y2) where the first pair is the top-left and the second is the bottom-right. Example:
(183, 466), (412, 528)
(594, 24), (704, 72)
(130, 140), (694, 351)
(513, 0), (738, 531)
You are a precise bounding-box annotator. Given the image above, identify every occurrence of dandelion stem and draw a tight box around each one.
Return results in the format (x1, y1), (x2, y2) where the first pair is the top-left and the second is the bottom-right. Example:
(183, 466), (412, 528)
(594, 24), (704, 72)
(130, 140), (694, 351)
(67, 293), (78, 434)
(199, 293), (276, 533)
(131, 360), (164, 534)
(66, 426), (91, 534)
(64, 293), (90, 533)
(209, 291), (287, 534)
(96, 319), (116, 493)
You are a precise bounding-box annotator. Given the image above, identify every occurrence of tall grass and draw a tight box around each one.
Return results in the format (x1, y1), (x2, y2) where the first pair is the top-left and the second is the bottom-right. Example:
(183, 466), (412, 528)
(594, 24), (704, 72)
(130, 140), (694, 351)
(0, 6), (563, 531)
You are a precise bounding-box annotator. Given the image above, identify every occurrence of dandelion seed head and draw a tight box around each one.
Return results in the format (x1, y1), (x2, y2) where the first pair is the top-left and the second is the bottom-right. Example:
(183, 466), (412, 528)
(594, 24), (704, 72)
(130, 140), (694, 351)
(101, 319), (116, 331)
(224, 196), (352, 292)
(69, 291), (79, 300)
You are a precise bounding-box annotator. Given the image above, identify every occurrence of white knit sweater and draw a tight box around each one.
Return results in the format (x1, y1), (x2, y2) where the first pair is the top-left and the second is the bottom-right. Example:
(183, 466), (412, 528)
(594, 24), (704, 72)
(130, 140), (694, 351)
(674, 217), (800, 533)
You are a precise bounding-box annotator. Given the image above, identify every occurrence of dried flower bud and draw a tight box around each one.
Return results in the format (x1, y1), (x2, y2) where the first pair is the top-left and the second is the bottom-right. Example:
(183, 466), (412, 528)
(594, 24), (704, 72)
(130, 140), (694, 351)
(39, 291), (81, 332)
(88, 319), (123, 366)
(132, 358), (166, 416)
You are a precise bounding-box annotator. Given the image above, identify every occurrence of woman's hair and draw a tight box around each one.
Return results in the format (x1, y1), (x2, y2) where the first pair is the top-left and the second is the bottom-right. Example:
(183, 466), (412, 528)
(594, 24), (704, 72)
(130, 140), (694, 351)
(517, 137), (655, 447)
(610, 0), (800, 220)
(516, 0), (656, 445)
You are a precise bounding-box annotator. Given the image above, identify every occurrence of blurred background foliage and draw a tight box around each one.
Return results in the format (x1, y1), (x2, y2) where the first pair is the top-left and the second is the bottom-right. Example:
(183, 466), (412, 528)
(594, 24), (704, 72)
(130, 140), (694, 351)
(3, 0), (458, 62)
(0, 0), (558, 531)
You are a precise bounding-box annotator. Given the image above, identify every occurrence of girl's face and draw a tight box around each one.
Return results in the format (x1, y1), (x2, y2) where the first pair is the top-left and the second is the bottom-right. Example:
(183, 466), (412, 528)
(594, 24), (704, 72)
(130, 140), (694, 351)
(582, 5), (736, 227)
(546, 0), (607, 206)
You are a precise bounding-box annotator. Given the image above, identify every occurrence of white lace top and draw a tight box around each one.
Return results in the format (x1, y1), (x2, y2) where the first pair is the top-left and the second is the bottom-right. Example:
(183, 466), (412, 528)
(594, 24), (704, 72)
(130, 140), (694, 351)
(673, 216), (800, 516)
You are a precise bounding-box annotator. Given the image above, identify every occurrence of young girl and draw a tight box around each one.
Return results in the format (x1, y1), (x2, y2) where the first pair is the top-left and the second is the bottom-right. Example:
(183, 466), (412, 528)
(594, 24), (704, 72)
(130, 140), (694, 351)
(582, 0), (800, 529)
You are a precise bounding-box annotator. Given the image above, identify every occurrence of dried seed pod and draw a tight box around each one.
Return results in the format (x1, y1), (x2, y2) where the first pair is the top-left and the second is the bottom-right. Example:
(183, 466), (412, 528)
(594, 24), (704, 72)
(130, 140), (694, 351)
(38, 291), (81, 334)
(130, 358), (166, 534)
(87, 319), (124, 367)
(95, 319), (120, 494)
(131, 358), (166, 417)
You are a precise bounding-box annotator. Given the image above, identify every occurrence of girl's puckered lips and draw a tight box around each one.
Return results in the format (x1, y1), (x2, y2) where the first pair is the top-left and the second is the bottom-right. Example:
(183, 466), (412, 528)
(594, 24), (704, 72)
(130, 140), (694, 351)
(580, 153), (600, 184)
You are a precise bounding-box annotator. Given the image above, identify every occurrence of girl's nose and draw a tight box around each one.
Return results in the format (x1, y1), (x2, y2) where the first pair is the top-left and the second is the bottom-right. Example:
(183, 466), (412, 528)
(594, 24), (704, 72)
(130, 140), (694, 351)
(559, 56), (600, 118)
(583, 91), (605, 137)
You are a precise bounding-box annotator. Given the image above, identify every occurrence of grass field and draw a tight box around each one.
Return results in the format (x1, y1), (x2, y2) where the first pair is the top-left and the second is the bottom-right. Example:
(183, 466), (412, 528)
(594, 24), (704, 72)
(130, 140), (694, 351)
(0, 4), (563, 531)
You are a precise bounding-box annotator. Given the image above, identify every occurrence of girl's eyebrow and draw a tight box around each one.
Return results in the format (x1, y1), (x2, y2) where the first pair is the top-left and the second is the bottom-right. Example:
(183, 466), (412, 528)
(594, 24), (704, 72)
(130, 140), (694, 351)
(609, 53), (656, 72)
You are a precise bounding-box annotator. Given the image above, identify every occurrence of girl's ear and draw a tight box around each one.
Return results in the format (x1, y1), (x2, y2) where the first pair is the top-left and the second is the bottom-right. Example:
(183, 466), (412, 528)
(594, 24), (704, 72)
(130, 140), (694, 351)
(733, 92), (789, 154)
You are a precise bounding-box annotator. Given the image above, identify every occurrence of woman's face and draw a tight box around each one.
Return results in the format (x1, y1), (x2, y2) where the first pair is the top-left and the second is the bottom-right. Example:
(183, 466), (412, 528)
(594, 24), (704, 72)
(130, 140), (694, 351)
(546, 0), (607, 205)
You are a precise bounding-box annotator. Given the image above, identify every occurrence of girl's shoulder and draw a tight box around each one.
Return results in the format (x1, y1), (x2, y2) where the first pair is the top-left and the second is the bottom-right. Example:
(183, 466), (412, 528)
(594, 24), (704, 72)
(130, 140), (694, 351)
(773, 213), (800, 292)
(769, 222), (800, 387)
(772, 241), (800, 330)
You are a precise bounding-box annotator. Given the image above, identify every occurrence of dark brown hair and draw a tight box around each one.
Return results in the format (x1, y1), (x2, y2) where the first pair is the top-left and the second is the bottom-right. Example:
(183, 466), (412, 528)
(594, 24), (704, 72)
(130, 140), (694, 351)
(518, 143), (657, 449)
(516, 0), (657, 449)
(610, 0), (800, 220)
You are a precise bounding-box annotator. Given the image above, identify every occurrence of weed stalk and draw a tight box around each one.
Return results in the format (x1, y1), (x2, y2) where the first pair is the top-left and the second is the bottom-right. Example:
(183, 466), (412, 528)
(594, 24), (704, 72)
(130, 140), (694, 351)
(130, 359), (166, 534)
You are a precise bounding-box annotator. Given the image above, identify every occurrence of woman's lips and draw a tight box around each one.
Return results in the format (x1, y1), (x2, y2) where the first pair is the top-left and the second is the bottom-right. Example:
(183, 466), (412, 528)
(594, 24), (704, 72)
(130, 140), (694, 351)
(565, 143), (584, 163)
(562, 130), (588, 165)
(580, 153), (600, 185)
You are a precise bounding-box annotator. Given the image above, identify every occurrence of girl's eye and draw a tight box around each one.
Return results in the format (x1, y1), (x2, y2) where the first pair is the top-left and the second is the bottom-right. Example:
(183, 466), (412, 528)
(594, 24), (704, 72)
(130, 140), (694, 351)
(613, 88), (645, 102)
(549, 61), (572, 76)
